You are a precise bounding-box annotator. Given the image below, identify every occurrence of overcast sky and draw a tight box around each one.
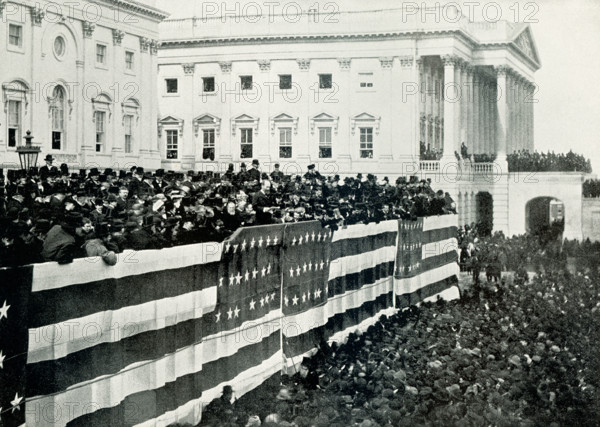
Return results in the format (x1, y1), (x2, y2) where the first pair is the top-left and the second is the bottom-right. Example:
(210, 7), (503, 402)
(157, 0), (600, 173)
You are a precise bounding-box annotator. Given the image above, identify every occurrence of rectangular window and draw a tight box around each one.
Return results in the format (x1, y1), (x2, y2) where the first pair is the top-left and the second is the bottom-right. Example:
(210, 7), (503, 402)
(8, 24), (22, 47)
(96, 44), (106, 64)
(240, 75), (253, 90)
(166, 130), (178, 159)
(124, 114), (133, 153)
(203, 128), (215, 160)
(279, 74), (292, 90)
(7, 100), (21, 148)
(359, 127), (373, 158)
(319, 74), (332, 89)
(166, 78), (178, 94)
(318, 127), (332, 158)
(279, 127), (292, 158)
(125, 51), (134, 70)
(51, 105), (64, 150)
(202, 77), (215, 93)
(95, 111), (105, 152)
(359, 72), (374, 88)
(240, 128), (253, 158)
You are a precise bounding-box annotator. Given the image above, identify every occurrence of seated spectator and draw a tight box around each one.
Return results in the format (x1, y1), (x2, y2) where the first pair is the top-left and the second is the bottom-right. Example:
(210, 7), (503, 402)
(42, 212), (83, 264)
(82, 223), (117, 266)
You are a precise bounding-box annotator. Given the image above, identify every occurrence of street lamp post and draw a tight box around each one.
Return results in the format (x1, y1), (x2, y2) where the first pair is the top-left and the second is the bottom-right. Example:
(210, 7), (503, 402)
(16, 130), (41, 171)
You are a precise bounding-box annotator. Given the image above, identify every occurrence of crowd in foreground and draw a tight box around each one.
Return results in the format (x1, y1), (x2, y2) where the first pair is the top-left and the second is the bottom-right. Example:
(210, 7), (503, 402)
(192, 233), (599, 426)
(0, 156), (456, 267)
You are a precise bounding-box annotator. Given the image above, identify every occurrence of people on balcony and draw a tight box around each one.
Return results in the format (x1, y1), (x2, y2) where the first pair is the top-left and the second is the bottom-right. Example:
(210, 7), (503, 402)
(507, 149), (592, 173)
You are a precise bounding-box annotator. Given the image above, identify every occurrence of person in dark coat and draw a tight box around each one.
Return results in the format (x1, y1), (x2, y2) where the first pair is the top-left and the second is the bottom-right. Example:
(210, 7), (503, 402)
(42, 212), (83, 264)
(39, 154), (59, 180)
(252, 180), (274, 225)
(247, 159), (261, 183)
(270, 163), (284, 182)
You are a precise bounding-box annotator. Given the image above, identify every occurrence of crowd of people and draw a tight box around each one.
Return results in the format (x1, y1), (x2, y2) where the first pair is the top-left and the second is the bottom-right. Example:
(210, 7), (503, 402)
(191, 234), (599, 427)
(507, 150), (592, 173)
(582, 179), (600, 198)
(0, 155), (456, 267)
(419, 142), (443, 161)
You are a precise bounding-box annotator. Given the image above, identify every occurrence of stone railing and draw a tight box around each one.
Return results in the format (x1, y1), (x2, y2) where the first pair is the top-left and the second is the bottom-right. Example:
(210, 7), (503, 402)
(419, 160), (440, 172)
(472, 162), (496, 174)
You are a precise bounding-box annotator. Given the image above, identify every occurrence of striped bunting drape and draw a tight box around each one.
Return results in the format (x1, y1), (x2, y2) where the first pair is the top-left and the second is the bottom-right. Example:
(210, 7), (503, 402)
(0, 215), (459, 426)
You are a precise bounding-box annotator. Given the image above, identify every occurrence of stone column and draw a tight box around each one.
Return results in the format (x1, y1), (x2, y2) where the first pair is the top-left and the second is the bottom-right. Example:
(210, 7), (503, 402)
(454, 58), (463, 157)
(478, 73), (485, 153)
(507, 71), (514, 156)
(460, 61), (468, 151)
(426, 61), (433, 152)
(495, 66), (509, 168)
(417, 58), (425, 152)
(442, 55), (458, 160)
(466, 66), (474, 153)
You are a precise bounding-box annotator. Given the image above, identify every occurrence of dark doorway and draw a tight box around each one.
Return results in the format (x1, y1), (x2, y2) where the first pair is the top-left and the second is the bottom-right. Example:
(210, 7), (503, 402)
(476, 192), (493, 236)
(526, 197), (565, 242)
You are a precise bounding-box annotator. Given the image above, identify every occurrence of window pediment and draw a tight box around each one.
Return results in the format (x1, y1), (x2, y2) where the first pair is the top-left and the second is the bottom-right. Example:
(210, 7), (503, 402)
(351, 112), (380, 135)
(158, 115), (184, 137)
(3, 79), (29, 113)
(231, 114), (259, 136)
(194, 113), (221, 137)
(310, 112), (339, 135)
(270, 113), (298, 135)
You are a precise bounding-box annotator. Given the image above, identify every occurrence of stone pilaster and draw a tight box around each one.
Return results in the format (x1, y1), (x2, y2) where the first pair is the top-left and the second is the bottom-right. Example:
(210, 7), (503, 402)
(495, 65), (510, 168)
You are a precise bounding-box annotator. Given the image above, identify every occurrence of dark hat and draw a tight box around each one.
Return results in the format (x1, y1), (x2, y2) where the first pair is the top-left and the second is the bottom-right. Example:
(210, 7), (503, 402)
(60, 163), (69, 174)
(252, 159), (259, 166)
(44, 154), (55, 162)
(118, 170), (127, 178)
(32, 219), (52, 234)
(94, 197), (104, 206)
(76, 189), (88, 198)
(89, 168), (100, 177)
(135, 167), (145, 175)
(155, 169), (165, 177)
(64, 212), (83, 227)
(104, 168), (114, 176)
(143, 171), (153, 180)
(240, 163), (246, 168)
(274, 163), (280, 168)
(307, 164), (315, 170)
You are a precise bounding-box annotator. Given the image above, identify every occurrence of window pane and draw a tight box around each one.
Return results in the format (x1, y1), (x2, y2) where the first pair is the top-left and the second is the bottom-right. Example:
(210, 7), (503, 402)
(203, 147), (215, 160)
(319, 74), (332, 89)
(8, 128), (17, 148)
(203, 77), (215, 92)
(52, 131), (61, 150)
(319, 147), (332, 158)
(280, 146), (292, 158)
(125, 52), (134, 69)
(9, 25), (21, 46)
(166, 130), (178, 159)
(240, 144), (252, 158)
(96, 45), (105, 63)
(125, 135), (132, 153)
(240, 76), (253, 90)
(279, 74), (292, 90)
(166, 79), (178, 93)
(203, 129), (215, 147)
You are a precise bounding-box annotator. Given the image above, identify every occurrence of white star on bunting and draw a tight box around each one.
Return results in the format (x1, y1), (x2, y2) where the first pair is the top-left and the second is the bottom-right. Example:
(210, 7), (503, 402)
(298, 236), (303, 245)
(241, 240), (247, 251)
(252, 269), (258, 279)
(0, 300), (10, 320)
(227, 308), (233, 319)
(302, 293), (306, 303)
(225, 242), (231, 252)
(11, 393), (22, 412)
(260, 297), (265, 307)
(262, 267), (267, 277)
(305, 232), (310, 242)
(292, 237), (297, 245)
(266, 236), (271, 245)
(296, 265), (301, 276)
(258, 236), (264, 247)
(308, 261), (312, 271)
(233, 244), (239, 253)
(311, 232), (316, 241)
(284, 296), (289, 306)
(267, 264), (272, 274)
(235, 272), (242, 284)
(249, 300), (256, 310)
(219, 278), (224, 287)
(229, 275), (235, 286)
(289, 268), (294, 278)
(234, 306), (240, 318)
(250, 238), (256, 248)
(273, 236), (279, 245)
(315, 289), (322, 298)
(303, 263), (307, 272)
(270, 292), (276, 302)
(292, 295), (299, 305)
(215, 311), (221, 322)
(244, 270), (250, 282)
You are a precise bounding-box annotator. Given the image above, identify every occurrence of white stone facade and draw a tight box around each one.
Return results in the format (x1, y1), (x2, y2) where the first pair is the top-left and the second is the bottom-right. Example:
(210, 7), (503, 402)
(157, 7), (540, 174)
(0, 0), (168, 170)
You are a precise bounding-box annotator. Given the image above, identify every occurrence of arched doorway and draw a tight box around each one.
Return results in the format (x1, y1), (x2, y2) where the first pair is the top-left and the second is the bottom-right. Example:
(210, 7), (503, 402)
(526, 197), (565, 240)
(476, 192), (493, 236)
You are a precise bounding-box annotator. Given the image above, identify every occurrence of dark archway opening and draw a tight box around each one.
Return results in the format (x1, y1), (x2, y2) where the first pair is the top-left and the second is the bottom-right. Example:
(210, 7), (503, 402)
(476, 192), (494, 236)
(526, 197), (565, 243)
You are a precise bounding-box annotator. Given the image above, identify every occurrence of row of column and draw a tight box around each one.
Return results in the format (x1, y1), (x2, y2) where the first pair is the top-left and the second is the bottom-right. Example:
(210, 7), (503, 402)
(418, 58), (443, 153)
(505, 69), (535, 154)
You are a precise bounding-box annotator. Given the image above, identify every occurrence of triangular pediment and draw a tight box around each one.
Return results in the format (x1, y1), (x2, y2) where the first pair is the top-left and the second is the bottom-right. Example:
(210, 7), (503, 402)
(511, 26), (540, 66)
(352, 112), (377, 121)
(312, 112), (336, 121)
(232, 113), (257, 122)
(159, 115), (184, 124)
(272, 113), (295, 121)
(194, 113), (220, 124)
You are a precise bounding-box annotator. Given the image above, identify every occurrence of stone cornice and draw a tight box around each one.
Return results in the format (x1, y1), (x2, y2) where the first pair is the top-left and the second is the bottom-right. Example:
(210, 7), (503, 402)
(95, 0), (169, 21)
(159, 28), (478, 50)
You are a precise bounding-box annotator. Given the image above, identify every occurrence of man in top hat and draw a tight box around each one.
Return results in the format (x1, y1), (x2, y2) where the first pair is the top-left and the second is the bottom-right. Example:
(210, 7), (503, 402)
(247, 159), (261, 183)
(270, 163), (284, 182)
(127, 166), (144, 198)
(153, 169), (168, 193)
(39, 154), (59, 180)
